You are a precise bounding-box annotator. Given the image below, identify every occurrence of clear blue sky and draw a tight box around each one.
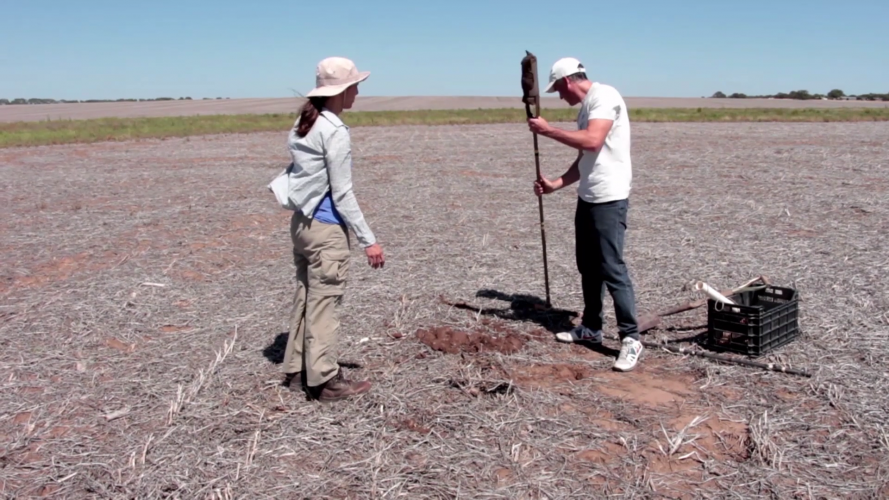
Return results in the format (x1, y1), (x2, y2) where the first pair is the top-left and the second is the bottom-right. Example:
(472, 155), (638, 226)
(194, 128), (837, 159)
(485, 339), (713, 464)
(2, 0), (886, 100)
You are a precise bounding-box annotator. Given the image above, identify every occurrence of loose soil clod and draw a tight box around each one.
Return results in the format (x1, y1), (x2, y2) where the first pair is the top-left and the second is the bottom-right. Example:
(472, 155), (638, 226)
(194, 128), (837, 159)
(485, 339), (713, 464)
(416, 325), (526, 355)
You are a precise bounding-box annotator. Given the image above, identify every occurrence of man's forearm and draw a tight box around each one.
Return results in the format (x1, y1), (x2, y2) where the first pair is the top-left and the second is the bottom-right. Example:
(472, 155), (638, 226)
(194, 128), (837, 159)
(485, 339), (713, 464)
(551, 158), (581, 190)
(543, 128), (601, 152)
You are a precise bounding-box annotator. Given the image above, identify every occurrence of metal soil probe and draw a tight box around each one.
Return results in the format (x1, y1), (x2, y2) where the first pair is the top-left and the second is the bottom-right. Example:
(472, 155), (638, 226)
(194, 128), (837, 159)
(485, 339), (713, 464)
(520, 50), (552, 309)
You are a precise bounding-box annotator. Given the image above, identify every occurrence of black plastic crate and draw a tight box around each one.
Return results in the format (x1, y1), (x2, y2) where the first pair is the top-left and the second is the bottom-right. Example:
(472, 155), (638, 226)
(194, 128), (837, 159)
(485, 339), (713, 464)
(705, 285), (800, 357)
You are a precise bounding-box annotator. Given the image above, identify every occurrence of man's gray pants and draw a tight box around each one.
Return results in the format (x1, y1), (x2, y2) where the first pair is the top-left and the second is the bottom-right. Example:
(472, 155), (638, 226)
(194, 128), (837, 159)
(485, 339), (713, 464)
(575, 197), (640, 341)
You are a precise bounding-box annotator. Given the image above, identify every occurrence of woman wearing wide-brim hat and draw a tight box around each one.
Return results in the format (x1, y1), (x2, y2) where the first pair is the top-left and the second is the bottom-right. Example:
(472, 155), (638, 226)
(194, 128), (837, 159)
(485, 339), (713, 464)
(280, 56), (384, 402)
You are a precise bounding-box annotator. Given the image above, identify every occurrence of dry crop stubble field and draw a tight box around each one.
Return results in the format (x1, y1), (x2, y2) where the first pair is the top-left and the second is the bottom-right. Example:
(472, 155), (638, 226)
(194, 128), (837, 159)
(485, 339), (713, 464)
(0, 121), (888, 498)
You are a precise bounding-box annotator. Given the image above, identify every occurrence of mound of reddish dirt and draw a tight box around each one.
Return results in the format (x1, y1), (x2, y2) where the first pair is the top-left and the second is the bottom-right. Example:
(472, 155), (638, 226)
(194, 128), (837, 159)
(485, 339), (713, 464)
(416, 326), (526, 355)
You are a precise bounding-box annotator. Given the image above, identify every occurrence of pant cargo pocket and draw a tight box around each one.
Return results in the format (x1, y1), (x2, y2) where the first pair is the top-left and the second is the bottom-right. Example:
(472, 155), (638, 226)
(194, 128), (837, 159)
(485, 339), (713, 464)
(313, 248), (351, 296)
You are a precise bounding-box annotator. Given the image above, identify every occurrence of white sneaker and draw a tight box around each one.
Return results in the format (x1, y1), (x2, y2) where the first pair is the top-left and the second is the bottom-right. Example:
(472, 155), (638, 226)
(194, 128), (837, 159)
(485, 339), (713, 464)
(555, 325), (602, 344)
(613, 337), (643, 372)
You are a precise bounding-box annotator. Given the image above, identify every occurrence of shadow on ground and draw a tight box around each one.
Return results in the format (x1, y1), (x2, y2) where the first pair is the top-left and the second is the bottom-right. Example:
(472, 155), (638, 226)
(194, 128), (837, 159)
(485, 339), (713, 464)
(263, 333), (289, 364)
(466, 290), (622, 357)
(263, 332), (362, 369)
(441, 289), (578, 335)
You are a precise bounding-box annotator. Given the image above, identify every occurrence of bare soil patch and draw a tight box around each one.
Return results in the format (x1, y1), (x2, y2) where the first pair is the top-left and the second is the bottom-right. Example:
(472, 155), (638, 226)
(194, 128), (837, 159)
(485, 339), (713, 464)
(594, 365), (695, 408)
(1, 122), (887, 498)
(416, 325), (527, 354)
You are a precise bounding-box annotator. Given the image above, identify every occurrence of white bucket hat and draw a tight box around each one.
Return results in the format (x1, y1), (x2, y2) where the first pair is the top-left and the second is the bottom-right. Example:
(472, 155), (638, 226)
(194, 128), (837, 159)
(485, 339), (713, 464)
(305, 57), (370, 98)
(544, 57), (586, 93)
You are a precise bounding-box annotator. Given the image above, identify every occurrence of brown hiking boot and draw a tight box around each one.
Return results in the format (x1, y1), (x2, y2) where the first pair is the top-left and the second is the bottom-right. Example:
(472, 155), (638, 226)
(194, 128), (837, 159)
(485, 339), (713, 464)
(315, 370), (371, 402)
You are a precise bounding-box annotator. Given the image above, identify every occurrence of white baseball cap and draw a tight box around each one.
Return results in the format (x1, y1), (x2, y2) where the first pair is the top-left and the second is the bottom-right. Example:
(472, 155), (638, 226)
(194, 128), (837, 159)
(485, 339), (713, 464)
(306, 57), (370, 98)
(544, 57), (586, 93)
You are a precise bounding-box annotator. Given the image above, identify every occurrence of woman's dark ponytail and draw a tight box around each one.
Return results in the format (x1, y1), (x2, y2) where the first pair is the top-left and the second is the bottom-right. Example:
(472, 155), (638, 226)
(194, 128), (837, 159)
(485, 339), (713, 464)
(295, 96), (328, 137)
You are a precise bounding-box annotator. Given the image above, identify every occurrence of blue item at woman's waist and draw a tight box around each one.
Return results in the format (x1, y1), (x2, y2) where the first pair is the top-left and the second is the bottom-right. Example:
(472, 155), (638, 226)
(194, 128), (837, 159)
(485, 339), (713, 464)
(313, 192), (344, 225)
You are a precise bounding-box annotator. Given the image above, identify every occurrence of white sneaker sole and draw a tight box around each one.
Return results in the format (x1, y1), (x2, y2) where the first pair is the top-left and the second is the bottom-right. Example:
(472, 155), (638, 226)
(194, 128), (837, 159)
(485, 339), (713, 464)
(613, 362), (639, 372)
(555, 333), (602, 344)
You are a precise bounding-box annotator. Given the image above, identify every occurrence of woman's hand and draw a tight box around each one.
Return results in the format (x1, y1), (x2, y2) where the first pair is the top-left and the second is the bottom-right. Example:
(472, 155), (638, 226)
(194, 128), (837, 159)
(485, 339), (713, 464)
(364, 243), (385, 269)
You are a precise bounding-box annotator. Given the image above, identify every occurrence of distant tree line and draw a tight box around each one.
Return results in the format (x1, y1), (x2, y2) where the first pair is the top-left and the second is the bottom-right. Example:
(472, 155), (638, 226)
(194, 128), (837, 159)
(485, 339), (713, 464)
(0, 97), (232, 105)
(709, 89), (889, 101)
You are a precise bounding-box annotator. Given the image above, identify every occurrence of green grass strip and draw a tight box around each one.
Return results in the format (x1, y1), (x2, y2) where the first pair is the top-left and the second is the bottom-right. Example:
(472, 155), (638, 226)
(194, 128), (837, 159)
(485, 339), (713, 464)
(2, 107), (888, 148)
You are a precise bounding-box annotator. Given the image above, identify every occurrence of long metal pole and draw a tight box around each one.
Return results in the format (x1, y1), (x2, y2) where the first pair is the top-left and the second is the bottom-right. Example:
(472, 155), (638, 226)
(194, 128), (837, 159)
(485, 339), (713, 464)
(528, 101), (551, 308)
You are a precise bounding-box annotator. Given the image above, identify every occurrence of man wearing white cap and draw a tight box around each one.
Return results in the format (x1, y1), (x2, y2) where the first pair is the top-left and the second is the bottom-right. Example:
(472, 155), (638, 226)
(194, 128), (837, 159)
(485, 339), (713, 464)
(528, 57), (643, 372)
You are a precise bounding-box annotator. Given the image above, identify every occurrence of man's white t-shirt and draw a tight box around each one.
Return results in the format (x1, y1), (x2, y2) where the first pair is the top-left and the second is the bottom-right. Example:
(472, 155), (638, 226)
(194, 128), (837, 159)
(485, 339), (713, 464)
(576, 82), (632, 204)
